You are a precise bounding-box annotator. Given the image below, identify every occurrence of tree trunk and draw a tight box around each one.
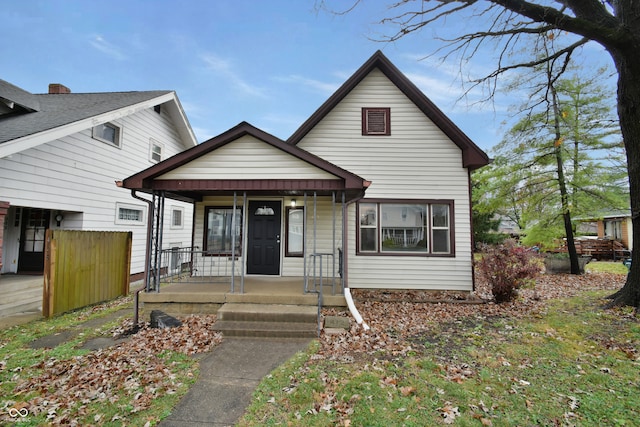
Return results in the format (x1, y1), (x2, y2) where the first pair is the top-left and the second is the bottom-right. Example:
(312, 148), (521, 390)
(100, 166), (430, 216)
(551, 86), (581, 274)
(608, 45), (640, 307)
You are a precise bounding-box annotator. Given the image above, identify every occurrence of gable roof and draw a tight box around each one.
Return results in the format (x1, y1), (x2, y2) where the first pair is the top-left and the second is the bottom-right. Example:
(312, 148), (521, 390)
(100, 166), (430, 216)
(287, 50), (489, 171)
(122, 121), (370, 200)
(0, 80), (197, 158)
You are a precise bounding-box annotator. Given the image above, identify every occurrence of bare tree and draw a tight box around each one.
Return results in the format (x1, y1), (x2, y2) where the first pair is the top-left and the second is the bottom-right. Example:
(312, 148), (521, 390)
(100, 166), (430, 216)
(323, 0), (640, 308)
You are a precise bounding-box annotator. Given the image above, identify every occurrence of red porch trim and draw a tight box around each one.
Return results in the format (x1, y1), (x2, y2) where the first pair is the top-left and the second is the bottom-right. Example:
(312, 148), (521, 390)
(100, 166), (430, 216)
(150, 179), (350, 192)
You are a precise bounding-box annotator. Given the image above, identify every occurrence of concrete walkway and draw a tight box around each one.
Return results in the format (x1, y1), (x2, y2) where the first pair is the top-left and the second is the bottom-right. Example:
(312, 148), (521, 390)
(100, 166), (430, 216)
(159, 338), (311, 427)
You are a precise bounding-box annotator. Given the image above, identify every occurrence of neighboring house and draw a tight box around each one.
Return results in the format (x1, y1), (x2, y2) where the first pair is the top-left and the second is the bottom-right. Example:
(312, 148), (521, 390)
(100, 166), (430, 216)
(123, 51), (489, 293)
(575, 210), (633, 250)
(0, 80), (196, 279)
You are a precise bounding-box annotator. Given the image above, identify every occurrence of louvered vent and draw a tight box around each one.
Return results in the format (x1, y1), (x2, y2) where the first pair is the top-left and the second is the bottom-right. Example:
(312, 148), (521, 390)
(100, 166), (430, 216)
(362, 108), (390, 135)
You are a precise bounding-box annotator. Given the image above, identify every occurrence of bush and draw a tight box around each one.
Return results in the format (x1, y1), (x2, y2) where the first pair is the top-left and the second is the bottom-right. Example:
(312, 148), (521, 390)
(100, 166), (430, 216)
(477, 239), (542, 303)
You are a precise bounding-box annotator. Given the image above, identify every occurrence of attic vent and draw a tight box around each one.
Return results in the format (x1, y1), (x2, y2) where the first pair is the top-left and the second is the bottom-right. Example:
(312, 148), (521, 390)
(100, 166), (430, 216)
(362, 107), (390, 136)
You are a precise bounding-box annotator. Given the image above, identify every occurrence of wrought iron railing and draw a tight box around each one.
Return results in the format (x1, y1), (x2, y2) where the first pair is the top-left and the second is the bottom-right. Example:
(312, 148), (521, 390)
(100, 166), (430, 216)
(159, 247), (242, 284)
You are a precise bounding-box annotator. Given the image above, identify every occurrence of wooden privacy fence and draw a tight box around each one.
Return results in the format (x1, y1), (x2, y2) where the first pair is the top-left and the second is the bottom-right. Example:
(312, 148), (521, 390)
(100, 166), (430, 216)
(43, 230), (132, 317)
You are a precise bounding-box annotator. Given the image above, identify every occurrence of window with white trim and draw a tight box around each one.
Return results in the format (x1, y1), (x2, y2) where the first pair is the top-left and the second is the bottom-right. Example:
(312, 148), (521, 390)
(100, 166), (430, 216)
(149, 139), (164, 163)
(115, 203), (146, 225)
(286, 207), (304, 257)
(171, 207), (184, 229)
(357, 200), (453, 255)
(362, 107), (390, 135)
(92, 122), (122, 147)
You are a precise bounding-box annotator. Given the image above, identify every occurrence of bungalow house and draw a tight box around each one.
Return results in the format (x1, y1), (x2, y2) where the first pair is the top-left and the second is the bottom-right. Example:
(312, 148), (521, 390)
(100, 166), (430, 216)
(122, 51), (489, 318)
(0, 80), (196, 282)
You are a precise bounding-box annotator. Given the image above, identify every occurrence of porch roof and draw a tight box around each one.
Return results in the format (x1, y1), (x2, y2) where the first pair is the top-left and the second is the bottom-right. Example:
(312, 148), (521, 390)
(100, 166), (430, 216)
(121, 122), (370, 202)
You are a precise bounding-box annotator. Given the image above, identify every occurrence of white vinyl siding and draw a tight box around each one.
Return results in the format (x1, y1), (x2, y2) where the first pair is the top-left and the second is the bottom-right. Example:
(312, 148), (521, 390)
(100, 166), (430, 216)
(297, 68), (474, 291)
(158, 135), (339, 181)
(0, 105), (193, 275)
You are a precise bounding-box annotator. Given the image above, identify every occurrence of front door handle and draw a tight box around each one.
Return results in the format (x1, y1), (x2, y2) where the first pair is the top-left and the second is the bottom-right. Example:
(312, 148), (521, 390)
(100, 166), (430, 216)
(276, 234), (280, 244)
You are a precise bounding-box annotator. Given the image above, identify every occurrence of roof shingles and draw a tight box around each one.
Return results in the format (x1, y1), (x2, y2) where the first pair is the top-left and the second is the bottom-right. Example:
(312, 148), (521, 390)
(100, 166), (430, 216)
(0, 79), (171, 145)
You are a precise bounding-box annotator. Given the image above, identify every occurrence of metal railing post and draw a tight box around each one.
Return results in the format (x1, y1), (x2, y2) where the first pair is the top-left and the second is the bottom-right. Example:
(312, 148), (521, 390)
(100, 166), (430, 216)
(231, 192), (237, 293)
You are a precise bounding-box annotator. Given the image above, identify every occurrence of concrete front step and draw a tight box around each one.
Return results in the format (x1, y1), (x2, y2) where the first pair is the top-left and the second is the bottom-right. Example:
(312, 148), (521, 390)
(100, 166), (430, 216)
(214, 303), (319, 338)
(213, 320), (318, 338)
(218, 303), (317, 323)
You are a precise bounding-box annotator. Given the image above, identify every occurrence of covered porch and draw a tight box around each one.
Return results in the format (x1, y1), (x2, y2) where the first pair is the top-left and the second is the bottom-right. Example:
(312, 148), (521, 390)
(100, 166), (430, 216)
(121, 123), (370, 318)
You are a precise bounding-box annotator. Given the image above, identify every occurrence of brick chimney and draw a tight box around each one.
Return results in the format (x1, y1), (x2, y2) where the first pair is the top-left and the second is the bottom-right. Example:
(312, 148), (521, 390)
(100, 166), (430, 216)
(48, 83), (71, 94)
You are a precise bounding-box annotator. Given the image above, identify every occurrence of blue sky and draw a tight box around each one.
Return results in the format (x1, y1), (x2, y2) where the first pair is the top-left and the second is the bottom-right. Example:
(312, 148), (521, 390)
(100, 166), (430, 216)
(0, 0), (615, 152)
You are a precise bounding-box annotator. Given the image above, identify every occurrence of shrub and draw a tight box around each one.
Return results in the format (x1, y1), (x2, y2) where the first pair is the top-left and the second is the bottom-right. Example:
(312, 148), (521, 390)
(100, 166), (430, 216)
(477, 239), (542, 303)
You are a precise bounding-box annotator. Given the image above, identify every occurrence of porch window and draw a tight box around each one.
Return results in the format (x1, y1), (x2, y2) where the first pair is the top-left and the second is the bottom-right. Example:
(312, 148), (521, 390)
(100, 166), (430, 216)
(359, 203), (377, 252)
(204, 207), (242, 256)
(286, 207), (304, 257)
(357, 200), (453, 255)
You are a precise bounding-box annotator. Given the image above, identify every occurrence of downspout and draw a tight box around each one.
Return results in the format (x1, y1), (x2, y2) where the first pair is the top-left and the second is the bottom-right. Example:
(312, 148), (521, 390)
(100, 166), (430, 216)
(131, 190), (154, 328)
(345, 288), (369, 330)
(343, 191), (370, 331)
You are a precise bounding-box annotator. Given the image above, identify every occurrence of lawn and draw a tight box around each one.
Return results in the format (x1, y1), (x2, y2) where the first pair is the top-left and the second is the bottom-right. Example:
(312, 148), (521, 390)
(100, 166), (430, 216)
(1, 265), (636, 426)
(0, 296), (221, 426)
(238, 270), (638, 426)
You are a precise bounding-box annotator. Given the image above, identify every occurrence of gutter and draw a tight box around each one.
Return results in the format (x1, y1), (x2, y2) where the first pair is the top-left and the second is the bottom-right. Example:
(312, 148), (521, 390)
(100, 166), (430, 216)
(129, 189), (154, 327)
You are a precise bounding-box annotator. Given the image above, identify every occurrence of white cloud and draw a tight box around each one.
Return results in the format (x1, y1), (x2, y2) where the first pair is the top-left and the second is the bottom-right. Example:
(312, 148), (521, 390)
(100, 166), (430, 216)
(200, 53), (267, 98)
(89, 35), (126, 60)
(274, 74), (339, 95)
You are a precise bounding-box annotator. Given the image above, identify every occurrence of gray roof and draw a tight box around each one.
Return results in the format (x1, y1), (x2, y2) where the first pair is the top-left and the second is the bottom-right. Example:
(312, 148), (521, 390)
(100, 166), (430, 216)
(0, 79), (172, 144)
(0, 80), (41, 112)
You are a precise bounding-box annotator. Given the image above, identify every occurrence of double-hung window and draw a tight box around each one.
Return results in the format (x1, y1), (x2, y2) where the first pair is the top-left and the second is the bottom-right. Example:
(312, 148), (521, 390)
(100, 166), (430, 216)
(150, 139), (164, 163)
(357, 200), (453, 255)
(204, 207), (242, 256)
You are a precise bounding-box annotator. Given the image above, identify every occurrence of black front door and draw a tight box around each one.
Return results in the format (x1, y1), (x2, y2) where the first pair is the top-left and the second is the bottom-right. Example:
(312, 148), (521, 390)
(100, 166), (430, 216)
(18, 208), (50, 273)
(247, 200), (281, 275)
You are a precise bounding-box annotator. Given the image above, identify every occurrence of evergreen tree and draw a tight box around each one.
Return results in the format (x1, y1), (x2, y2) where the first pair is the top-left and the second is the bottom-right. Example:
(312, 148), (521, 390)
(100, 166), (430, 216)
(475, 71), (627, 263)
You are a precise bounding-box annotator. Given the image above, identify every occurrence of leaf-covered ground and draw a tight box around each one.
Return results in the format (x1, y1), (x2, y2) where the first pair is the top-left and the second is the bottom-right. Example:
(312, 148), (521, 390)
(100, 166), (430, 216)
(2, 270), (633, 426)
(263, 271), (635, 426)
(2, 315), (222, 426)
(317, 272), (626, 362)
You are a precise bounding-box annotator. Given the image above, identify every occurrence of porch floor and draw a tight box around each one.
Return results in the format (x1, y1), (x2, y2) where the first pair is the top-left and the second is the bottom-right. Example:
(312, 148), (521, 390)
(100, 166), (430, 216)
(139, 276), (347, 316)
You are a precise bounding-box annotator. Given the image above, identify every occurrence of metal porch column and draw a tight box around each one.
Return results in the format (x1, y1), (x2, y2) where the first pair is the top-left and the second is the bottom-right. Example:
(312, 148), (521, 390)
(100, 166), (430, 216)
(230, 191), (237, 293)
(150, 191), (165, 292)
